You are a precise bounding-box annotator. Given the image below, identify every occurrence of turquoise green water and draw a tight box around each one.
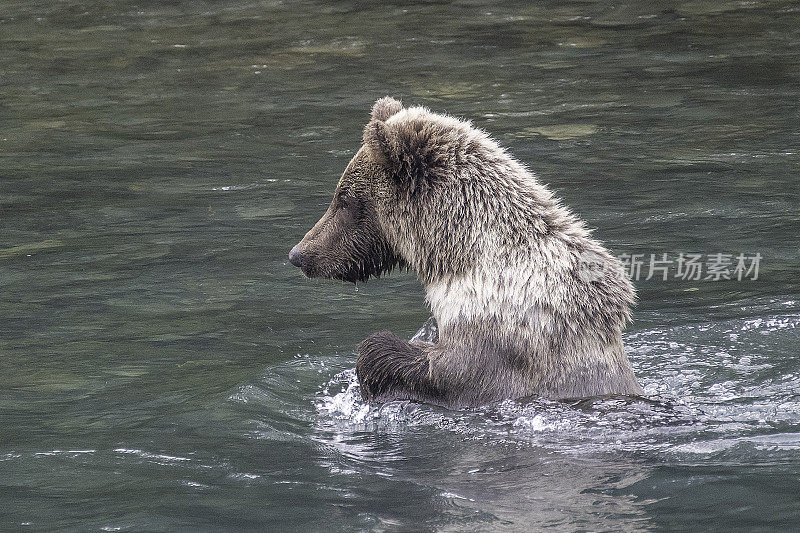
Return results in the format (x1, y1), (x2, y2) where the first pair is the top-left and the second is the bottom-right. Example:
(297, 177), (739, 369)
(2, 1), (799, 531)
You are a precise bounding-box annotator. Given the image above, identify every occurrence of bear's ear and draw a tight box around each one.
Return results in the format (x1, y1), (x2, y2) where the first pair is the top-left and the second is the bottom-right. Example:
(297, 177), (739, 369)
(363, 118), (445, 196)
(370, 96), (403, 122)
(363, 119), (397, 167)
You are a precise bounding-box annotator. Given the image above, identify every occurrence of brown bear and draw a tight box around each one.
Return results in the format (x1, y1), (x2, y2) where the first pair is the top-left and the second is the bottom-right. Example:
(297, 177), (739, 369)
(289, 97), (643, 408)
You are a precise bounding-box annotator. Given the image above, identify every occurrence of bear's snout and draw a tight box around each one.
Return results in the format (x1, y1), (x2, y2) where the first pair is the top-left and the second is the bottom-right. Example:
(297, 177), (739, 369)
(288, 244), (307, 269)
(289, 244), (319, 278)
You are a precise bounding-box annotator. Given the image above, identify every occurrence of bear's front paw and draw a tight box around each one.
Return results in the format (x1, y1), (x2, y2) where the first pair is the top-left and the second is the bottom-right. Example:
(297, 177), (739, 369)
(356, 330), (434, 403)
(356, 331), (401, 401)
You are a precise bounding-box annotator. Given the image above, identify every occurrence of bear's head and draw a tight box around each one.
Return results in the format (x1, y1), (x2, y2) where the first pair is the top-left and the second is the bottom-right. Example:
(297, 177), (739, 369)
(289, 96), (495, 283)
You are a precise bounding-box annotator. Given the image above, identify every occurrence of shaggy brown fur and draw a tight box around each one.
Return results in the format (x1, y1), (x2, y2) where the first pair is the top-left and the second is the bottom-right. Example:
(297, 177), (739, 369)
(290, 96), (642, 407)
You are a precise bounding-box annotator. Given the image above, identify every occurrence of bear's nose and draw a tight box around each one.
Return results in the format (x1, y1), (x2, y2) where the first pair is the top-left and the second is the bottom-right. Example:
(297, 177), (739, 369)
(288, 245), (306, 268)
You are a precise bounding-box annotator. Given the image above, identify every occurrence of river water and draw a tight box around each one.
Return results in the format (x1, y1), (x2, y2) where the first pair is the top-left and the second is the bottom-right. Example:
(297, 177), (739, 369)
(2, 1), (799, 531)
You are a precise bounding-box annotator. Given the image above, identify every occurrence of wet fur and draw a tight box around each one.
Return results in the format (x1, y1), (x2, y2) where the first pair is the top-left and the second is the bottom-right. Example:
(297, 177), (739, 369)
(292, 96), (643, 407)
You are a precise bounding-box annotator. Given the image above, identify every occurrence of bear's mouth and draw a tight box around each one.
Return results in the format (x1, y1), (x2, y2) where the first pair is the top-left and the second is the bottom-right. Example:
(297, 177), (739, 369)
(299, 263), (320, 280)
(289, 236), (404, 284)
(298, 261), (352, 283)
